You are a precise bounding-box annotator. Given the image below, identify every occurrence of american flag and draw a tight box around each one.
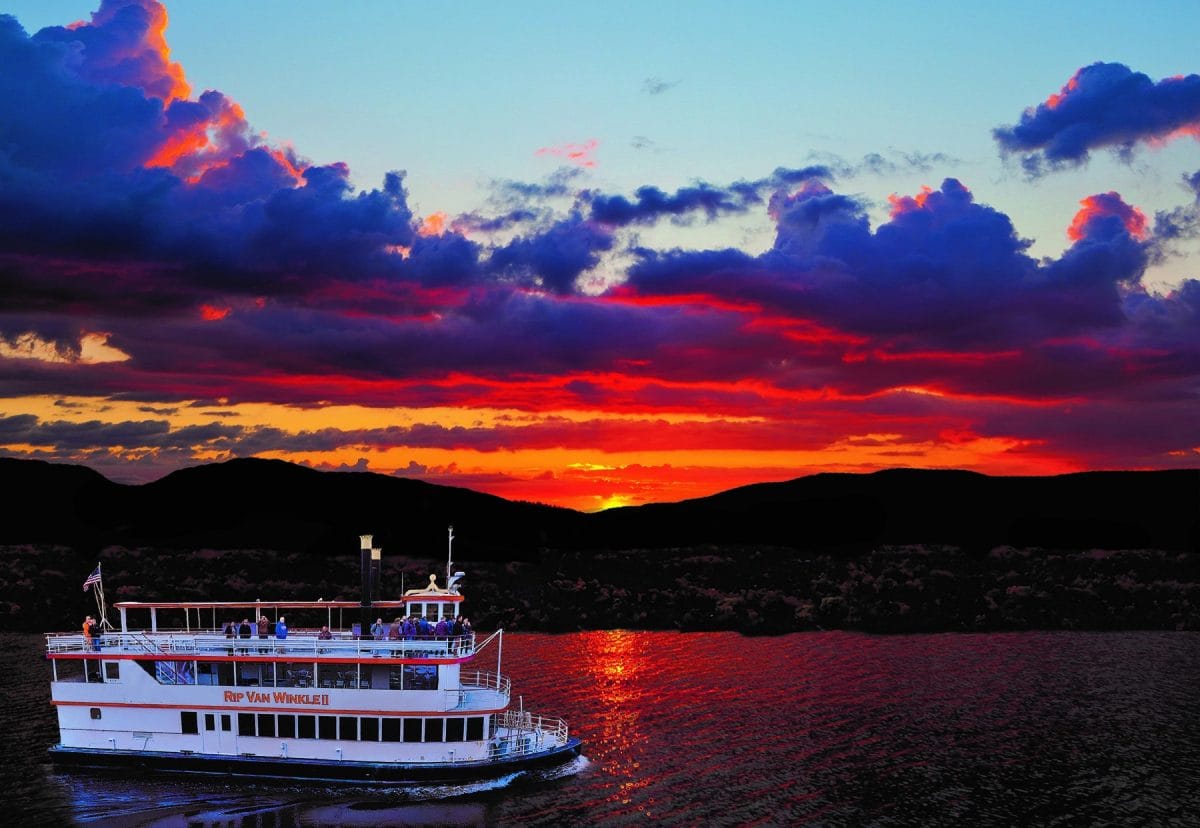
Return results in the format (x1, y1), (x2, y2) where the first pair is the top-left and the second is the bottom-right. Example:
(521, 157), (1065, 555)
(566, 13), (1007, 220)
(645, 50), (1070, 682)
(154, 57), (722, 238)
(82, 565), (102, 592)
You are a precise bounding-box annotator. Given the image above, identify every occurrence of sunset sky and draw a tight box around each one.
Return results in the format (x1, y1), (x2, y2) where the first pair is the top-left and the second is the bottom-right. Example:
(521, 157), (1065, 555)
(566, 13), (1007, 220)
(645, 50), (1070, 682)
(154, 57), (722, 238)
(2, 1), (1200, 511)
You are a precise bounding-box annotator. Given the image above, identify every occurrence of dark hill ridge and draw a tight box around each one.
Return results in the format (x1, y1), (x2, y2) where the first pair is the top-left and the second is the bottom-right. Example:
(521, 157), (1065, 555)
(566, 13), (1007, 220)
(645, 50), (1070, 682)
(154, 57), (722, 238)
(0, 457), (1197, 556)
(588, 468), (1200, 552)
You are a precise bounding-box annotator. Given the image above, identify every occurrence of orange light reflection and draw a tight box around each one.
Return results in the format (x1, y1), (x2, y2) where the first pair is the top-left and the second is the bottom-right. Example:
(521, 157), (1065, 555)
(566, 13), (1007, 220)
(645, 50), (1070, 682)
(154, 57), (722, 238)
(575, 630), (651, 807)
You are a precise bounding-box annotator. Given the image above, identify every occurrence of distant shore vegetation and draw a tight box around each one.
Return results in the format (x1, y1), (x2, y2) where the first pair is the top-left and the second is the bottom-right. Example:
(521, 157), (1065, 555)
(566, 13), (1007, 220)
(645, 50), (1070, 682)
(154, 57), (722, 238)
(3, 544), (1198, 634)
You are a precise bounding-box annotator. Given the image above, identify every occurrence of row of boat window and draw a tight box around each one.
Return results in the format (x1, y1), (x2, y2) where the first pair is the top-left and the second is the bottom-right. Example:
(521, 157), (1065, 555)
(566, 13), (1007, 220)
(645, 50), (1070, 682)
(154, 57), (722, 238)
(145, 661), (440, 690)
(179, 711), (489, 742)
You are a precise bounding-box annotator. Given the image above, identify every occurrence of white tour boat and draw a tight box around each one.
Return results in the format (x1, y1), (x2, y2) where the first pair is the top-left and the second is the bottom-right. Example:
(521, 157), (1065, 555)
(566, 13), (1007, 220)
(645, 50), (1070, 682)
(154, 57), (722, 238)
(46, 531), (582, 783)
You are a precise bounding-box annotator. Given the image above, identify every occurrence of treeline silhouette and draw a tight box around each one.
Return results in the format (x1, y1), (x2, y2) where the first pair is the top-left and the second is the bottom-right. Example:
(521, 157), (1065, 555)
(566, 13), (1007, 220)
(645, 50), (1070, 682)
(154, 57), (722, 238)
(2, 543), (1198, 634)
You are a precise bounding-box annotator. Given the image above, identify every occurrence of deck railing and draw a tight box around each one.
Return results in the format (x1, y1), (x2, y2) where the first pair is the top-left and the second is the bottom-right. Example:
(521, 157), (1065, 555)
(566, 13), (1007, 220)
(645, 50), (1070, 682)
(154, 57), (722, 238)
(452, 670), (512, 709)
(490, 709), (570, 758)
(45, 630), (476, 660)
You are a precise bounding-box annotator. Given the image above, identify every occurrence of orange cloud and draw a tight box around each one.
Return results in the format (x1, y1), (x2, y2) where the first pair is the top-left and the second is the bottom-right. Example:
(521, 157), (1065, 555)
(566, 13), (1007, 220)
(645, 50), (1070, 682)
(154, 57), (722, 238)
(1067, 193), (1148, 241)
(886, 184), (934, 218)
(1044, 72), (1080, 110)
(536, 139), (599, 168)
(418, 212), (448, 237)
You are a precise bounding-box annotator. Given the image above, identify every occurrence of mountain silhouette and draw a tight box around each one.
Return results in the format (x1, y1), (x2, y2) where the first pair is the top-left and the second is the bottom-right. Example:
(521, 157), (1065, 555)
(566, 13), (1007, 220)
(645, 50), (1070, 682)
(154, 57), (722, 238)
(1, 458), (1196, 557)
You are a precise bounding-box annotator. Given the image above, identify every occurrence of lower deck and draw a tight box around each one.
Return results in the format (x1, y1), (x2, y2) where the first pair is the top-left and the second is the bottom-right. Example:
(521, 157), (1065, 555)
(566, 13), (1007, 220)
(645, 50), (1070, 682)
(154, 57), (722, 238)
(55, 704), (569, 766)
(50, 736), (584, 784)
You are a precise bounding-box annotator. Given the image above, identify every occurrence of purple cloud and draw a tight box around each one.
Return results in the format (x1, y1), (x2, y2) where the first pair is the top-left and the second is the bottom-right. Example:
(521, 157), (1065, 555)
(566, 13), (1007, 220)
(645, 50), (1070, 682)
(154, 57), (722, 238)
(995, 62), (1200, 173)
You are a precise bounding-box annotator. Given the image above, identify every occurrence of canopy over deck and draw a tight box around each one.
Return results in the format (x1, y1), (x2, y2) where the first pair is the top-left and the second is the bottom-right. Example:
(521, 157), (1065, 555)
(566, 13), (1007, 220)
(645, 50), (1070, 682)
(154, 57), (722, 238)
(114, 595), (464, 633)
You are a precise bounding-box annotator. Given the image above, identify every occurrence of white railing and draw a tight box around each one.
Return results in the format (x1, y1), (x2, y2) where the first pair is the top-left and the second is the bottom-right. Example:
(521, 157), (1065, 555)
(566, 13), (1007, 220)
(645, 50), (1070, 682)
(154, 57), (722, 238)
(459, 670), (510, 694)
(45, 631), (476, 660)
(490, 709), (570, 758)
(452, 670), (512, 709)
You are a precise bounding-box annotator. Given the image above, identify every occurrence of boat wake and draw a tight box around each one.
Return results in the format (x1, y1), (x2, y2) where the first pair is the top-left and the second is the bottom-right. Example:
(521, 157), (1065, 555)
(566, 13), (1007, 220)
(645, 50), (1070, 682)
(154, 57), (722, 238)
(56, 757), (590, 824)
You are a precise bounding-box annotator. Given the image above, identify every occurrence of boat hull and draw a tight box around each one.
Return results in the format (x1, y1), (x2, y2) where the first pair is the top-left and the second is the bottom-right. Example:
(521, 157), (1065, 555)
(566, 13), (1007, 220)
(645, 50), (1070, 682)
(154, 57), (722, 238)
(49, 738), (583, 785)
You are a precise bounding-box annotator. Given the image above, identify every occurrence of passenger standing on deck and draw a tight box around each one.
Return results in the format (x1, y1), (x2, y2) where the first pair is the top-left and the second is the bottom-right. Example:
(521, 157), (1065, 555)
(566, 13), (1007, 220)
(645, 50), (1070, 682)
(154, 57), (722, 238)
(388, 618), (401, 640)
(224, 620), (236, 638)
(257, 616), (270, 639)
(371, 618), (385, 640)
(275, 616), (288, 639)
(239, 618), (252, 638)
(82, 615), (94, 651)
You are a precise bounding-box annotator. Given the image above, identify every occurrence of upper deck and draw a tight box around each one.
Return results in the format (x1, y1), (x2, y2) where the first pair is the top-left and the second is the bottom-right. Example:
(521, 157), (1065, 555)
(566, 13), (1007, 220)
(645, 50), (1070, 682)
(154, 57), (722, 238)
(55, 586), (478, 664)
(46, 629), (478, 663)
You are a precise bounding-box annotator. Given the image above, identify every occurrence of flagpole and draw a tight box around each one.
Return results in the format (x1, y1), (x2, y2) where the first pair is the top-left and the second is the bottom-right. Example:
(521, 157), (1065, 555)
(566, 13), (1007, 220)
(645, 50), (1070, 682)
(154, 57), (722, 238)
(92, 563), (111, 630)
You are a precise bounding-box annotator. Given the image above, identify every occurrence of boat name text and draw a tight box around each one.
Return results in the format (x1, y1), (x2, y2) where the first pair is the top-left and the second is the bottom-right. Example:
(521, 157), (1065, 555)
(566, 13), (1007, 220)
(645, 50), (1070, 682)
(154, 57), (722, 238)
(223, 690), (330, 706)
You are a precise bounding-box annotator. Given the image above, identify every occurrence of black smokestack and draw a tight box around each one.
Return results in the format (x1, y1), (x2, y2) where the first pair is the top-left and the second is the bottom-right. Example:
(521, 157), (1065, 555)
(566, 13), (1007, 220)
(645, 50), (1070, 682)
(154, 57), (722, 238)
(359, 534), (377, 638)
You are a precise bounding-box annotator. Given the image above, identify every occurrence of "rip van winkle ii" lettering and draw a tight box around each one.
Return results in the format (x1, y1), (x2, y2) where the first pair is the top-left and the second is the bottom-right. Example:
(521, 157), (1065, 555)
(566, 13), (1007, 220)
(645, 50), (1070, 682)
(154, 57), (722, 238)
(223, 690), (330, 706)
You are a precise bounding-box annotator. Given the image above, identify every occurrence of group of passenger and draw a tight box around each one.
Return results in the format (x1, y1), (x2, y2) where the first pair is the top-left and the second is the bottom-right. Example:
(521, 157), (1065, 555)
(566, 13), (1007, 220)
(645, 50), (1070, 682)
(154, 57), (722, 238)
(370, 615), (472, 641)
(209, 613), (471, 642)
(223, 615), (289, 640)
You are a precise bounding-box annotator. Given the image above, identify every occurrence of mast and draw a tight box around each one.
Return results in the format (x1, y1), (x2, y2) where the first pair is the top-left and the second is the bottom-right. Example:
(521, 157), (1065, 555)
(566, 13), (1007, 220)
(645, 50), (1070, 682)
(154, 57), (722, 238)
(446, 525), (454, 587)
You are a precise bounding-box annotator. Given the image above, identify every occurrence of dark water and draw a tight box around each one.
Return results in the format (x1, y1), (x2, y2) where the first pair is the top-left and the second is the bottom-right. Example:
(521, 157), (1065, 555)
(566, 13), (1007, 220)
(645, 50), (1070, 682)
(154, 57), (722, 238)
(6, 630), (1200, 826)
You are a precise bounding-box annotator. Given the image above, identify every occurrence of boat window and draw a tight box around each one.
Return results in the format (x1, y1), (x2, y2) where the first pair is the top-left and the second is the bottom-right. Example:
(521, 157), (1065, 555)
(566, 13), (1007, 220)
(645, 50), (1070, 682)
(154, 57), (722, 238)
(238, 662), (270, 687)
(339, 717), (357, 741)
(278, 715), (296, 738)
(257, 714), (276, 738)
(221, 714), (232, 732)
(402, 718), (422, 743)
(425, 718), (443, 742)
(282, 663), (314, 688)
(446, 718), (465, 742)
(53, 659), (84, 683)
(381, 718), (401, 742)
(150, 660), (195, 685)
(198, 661), (235, 686)
(237, 713), (256, 737)
(360, 717), (379, 742)
(318, 715), (337, 740)
(180, 711), (198, 734)
(103, 662), (120, 681)
(298, 715), (316, 739)
(90, 707), (101, 720)
(466, 716), (485, 741)
(402, 664), (438, 691)
(205, 713), (215, 731)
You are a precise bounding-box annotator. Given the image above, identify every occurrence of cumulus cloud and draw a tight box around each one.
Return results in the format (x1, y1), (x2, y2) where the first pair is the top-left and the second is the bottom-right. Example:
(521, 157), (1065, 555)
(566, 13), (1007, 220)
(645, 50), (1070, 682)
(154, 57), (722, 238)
(994, 62), (1200, 173)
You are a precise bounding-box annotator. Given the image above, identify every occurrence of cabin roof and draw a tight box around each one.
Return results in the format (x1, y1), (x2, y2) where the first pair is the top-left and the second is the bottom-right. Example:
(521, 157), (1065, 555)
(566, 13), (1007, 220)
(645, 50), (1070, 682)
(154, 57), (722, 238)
(114, 596), (463, 611)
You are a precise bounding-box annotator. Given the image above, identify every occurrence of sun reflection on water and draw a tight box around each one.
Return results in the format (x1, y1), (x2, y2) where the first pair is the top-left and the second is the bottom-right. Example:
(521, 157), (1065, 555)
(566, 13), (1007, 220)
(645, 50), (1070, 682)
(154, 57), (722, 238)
(572, 629), (657, 814)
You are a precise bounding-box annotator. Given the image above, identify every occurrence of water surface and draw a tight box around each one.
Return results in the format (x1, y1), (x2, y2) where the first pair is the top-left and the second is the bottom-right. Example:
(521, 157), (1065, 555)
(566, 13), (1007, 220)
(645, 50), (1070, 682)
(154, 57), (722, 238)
(6, 630), (1200, 825)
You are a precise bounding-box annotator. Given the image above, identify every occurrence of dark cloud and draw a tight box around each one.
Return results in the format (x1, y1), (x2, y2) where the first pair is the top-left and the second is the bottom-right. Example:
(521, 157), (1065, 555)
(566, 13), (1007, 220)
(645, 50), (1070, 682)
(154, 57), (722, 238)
(994, 62), (1200, 173)
(804, 150), (959, 178)
(487, 215), (615, 293)
(580, 166), (833, 229)
(627, 178), (1153, 350)
(642, 77), (680, 96)
(588, 183), (757, 226)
